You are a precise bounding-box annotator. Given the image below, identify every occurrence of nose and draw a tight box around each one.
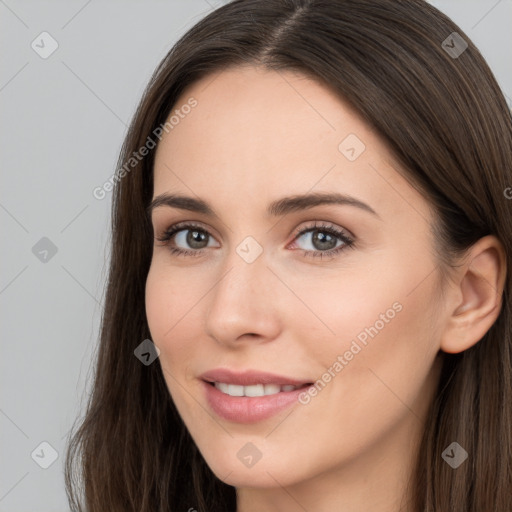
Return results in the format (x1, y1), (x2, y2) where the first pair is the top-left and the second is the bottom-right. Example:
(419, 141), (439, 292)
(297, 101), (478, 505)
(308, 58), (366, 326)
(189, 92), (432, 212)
(204, 246), (282, 348)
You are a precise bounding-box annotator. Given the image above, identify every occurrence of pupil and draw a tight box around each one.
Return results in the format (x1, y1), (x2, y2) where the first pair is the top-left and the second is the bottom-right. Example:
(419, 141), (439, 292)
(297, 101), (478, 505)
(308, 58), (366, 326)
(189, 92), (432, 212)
(313, 230), (336, 250)
(187, 230), (207, 249)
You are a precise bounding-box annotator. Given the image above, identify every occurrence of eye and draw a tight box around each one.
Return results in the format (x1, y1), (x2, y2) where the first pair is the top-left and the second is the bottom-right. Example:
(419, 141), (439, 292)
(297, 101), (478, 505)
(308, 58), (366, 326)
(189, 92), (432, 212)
(155, 220), (355, 260)
(155, 222), (219, 257)
(289, 221), (355, 259)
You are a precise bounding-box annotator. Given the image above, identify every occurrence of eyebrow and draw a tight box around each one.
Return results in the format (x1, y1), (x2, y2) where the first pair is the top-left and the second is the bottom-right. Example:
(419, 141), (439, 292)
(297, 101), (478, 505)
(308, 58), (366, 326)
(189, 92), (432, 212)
(146, 192), (380, 219)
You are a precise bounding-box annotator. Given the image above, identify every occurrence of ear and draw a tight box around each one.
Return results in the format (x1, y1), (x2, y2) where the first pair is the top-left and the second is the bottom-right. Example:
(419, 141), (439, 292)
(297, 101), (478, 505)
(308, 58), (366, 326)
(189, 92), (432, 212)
(440, 235), (507, 354)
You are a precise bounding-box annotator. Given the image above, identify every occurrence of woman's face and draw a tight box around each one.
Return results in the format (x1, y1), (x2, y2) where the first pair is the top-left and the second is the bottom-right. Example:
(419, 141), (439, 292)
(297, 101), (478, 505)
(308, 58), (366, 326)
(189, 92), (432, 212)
(145, 65), (445, 495)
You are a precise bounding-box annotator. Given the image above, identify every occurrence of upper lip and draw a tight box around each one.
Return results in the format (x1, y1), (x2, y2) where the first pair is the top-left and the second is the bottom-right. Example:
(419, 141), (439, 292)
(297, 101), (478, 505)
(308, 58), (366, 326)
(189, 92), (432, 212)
(200, 368), (312, 387)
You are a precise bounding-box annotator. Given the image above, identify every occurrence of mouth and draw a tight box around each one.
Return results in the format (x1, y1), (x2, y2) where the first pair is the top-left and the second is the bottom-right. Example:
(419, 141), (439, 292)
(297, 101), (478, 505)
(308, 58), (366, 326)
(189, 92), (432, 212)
(200, 369), (314, 423)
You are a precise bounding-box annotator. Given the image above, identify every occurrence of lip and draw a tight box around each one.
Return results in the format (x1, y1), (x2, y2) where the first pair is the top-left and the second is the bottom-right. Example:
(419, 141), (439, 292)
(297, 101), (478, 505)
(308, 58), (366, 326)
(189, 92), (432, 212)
(200, 368), (313, 424)
(200, 368), (311, 387)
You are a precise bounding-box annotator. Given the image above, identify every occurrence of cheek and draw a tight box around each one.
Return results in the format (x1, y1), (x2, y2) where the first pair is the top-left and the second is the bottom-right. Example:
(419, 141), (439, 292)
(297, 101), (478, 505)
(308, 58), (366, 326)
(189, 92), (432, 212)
(293, 245), (440, 420)
(145, 263), (205, 369)
(145, 264), (207, 418)
(145, 267), (173, 347)
(145, 260), (206, 337)
(314, 260), (441, 442)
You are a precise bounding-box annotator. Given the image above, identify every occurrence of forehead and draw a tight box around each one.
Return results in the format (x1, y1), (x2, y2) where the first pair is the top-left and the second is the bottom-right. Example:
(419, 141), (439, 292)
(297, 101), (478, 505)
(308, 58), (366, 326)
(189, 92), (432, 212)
(152, 65), (431, 224)
(155, 65), (371, 173)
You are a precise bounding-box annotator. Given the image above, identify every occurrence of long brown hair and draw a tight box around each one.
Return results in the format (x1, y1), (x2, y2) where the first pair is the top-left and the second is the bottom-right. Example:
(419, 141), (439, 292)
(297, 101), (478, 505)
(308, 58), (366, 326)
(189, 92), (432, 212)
(65, 1), (512, 510)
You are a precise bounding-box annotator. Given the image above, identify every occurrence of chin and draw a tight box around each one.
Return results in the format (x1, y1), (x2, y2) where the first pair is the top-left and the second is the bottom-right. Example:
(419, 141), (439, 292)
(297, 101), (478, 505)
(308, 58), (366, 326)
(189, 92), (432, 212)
(199, 446), (306, 489)
(215, 465), (293, 489)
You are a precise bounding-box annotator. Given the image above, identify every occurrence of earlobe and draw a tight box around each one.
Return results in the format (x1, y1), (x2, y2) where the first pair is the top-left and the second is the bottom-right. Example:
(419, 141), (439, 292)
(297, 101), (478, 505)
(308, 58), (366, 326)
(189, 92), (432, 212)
(440, 235), (507, 354)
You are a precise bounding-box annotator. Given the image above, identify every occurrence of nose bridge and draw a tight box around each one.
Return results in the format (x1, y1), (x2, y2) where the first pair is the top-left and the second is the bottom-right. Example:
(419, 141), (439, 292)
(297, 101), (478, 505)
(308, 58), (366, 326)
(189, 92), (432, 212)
(205, 236), (280, 343)
(211, 240), (269, 312)
(215, 231), (270, 297)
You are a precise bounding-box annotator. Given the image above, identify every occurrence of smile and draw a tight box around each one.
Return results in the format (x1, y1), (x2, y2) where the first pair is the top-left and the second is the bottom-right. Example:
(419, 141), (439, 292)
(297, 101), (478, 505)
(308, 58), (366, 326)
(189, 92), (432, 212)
(212, 382), (307, 397)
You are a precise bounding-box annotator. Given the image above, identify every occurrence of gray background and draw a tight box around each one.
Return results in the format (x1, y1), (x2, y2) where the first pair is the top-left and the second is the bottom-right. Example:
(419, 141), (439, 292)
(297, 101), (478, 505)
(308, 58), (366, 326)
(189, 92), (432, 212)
(1, 1), (510, 510)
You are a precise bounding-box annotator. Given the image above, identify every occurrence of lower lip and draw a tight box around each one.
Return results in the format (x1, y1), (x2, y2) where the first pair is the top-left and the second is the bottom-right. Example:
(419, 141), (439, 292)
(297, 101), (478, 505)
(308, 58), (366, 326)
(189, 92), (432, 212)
(202, 381), (311, 424)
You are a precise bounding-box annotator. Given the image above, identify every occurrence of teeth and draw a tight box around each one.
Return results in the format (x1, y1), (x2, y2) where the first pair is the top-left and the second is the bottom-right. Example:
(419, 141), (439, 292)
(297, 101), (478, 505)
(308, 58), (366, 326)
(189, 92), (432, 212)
(214, 382), (300, 397)
(264, 384), (281, 395)
(216, 382), (230, 394)
(244, 384), (264, 397)
(227, 384), (244, 396)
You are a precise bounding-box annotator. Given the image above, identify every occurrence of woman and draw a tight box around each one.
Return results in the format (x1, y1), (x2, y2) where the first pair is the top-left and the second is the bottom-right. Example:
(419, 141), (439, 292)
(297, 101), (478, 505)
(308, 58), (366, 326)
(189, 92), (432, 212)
(65, 1), (512, 510)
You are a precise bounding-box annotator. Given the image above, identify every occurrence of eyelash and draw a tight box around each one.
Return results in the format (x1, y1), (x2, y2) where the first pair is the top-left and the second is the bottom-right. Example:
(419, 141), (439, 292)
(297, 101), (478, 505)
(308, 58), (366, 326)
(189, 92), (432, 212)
(155, 221), (355, 260)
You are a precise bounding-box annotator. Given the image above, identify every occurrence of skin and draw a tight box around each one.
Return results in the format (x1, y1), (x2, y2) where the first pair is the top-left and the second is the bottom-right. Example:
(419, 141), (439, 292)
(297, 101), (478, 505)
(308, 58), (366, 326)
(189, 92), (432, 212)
(145, 65), (506, 511)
